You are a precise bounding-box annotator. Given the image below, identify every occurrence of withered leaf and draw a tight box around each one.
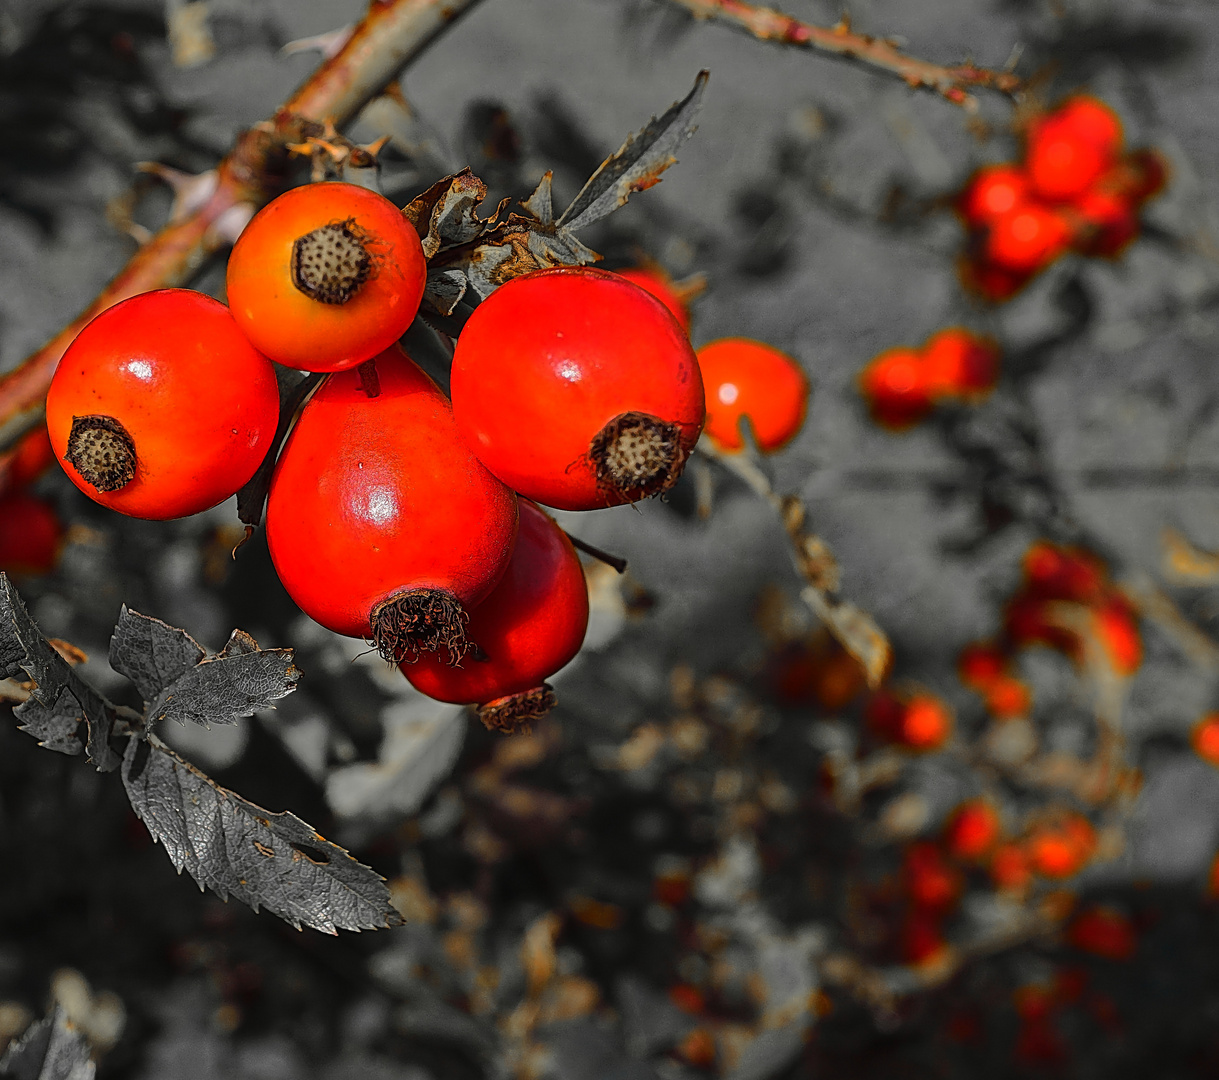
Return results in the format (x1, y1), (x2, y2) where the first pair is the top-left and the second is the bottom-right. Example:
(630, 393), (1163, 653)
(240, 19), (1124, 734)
(402, 168), (497, 259)
(0, 573), (70, 705)
(423, 267), (468, 316)
(520, 170), (554, 224)
(1, 573), (118, 771)
(108, 606), (205, 705)
(14, 686), (84, 757)
(143, 628), (300, 728)
(801, 588), (892, 690)
(0, 1005), (95, 1080)
(122, 737), (405, 933)
(556, 70), (708, 232)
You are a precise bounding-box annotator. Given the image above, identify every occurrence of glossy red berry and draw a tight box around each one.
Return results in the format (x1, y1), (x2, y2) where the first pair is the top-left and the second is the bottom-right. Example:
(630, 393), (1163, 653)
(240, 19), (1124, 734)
(868, 689), (952, 751)
(226, 181), (427, 372)
(450, 267), (705, 511)
(1026, 814), (1097, 879)
(957, 641), (1008, 690)
(402, 501), (589, 733)
(859, 348), (932, 430)
(1192, 713), (1219, 767)
(46, 289), (280, 520)
(1094, 595), (1142, 675)
(695, 337), (809, 452)
(266, 344), (518, 662)
(923, 327), (999, 400)
(1026, 97), (1123, 202)
(984, 203), (1071, 273)
(943, 799), (1001, 861)
(957, 164), (1031, 227)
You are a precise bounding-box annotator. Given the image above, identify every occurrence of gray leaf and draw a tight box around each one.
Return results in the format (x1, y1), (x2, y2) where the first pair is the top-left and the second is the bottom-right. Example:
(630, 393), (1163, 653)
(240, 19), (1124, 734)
(147, 636), (300, 728)
(557, 71), (707, 232)
(122, 737), (405, 934)
(1, 574), (117, 771)
(0, 573), (70, 705)
(0, 1005), (95, 1080)
(108, 606), (205, 705)
(14, 687), (84, 756)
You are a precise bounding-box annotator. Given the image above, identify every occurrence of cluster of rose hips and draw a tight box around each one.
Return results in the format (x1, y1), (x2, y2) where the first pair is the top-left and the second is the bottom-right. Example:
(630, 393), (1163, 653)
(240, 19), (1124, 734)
(956, 95), (1168, 301)
(894, 799), (1102, 967)
(858, 325), (999, 431)
(958, 542), (1141, 719)
(41, 181), (812, 731)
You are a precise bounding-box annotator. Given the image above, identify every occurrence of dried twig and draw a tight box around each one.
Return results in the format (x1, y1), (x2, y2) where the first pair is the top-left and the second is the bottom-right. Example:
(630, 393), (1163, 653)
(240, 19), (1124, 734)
(0, 0), (483, 484)
(663, 0), (1021, 107)
(698, 437), (892, 687)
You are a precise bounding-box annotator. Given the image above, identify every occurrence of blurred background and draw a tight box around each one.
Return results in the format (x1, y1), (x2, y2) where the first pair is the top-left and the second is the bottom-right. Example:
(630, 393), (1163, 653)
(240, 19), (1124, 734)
(4, 0), (1219, 1076)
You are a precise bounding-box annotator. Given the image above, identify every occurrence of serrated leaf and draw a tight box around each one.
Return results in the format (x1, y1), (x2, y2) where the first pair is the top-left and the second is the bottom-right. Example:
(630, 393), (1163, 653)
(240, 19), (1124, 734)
(557, 70), (707, 232)
(0, 573), (70, 705)
(14, 687), (84, 756)
(1, 574), (118, 771)
(145, 630), (300, 728)
(108, 606), (205, 705)
(122, 737), (404, 933)
(0, 1005), (95, 1080)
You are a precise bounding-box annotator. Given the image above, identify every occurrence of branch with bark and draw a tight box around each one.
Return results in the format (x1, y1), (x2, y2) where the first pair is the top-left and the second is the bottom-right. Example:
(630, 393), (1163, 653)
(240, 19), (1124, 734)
(662, 0), (1021, 106)
(0, 0), (483, 484)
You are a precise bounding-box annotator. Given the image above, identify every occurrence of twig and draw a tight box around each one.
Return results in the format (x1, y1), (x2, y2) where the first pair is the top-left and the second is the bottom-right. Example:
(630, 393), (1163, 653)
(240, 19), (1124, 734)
(663, 0), (1021, 107)
(565, 533), (628, 575)
(0, 0), (483, 486)
(697, 437), (892, 687)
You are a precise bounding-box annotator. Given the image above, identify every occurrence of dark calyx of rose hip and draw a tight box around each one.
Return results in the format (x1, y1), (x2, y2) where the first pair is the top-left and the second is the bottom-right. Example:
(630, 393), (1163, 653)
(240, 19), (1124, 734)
(477, 684), (557, 735)
(589, 410), (687, 503)
(65, 414), (137, 492)
(371, 588), (470, 665)
(291, 219), (372, 305)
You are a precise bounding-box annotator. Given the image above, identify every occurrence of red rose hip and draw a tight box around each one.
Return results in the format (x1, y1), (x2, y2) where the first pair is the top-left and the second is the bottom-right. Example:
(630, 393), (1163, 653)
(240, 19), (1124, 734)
(450, 267), (705, 511)
(46, 289), (279, 520)
(266, 344), (518, 663)
(402, 500), (589, 733)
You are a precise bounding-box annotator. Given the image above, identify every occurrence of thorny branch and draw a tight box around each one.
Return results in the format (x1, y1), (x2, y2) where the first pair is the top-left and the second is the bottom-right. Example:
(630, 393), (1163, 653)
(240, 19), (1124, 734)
(662, 0), (1021, 107)
(0, 0), (483, 484)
